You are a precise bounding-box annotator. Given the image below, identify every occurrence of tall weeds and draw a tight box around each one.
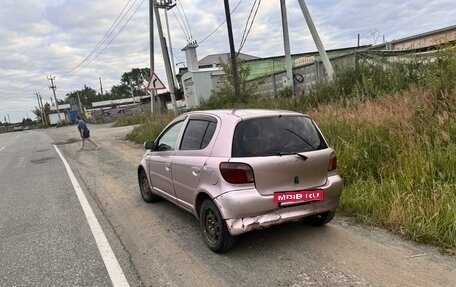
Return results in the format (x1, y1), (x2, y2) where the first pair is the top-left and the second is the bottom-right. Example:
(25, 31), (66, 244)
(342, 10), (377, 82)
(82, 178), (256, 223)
(313, 88), (456, 252)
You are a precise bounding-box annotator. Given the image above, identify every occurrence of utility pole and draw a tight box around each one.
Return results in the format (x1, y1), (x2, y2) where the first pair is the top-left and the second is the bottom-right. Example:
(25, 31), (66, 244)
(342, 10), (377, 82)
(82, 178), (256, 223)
(99, 76), (104, 100)
(47, 75), (62, 121)
(280, 0), (294, 93)
(130, 80), (136, 104)
(34, 91), (40, 116)
(149, 0), (157, 114)
(39, 94), (47, 125)
(34, 91), (46, 125)
(224, 0), (241, 102)
(76, 91), (83, 113)
(164, 8), (179, 89)
(297, 0), (334, 80)
(155, 1), (177, 114)
(7, 114), (10, 124)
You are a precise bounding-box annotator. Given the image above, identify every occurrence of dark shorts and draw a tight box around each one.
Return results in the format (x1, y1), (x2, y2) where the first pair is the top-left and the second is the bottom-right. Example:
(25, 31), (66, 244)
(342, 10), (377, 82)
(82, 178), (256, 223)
(82, 130), (90, 139)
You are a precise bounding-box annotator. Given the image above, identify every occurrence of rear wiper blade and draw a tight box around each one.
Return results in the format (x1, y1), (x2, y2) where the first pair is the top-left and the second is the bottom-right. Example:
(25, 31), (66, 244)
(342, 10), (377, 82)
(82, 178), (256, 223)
(284, 128), (318, 150)
(276, 152), (308, 161)
(296, 153), (308, 161)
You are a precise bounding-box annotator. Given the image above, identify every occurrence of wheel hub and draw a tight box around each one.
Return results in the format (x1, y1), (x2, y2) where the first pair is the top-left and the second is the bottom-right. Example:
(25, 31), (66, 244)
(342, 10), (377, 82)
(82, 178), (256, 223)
(205, 210), (219, 243)
(141, 177), (150, 196)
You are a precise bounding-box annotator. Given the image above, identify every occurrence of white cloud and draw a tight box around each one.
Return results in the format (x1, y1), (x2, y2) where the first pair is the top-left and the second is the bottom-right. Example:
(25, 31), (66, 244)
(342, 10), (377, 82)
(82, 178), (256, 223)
(0, 0), (455, 122)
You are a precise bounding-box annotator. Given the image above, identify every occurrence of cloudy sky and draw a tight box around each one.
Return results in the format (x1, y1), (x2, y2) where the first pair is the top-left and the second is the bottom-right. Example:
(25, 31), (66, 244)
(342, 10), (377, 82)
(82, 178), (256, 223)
(0, 0), (455, 123)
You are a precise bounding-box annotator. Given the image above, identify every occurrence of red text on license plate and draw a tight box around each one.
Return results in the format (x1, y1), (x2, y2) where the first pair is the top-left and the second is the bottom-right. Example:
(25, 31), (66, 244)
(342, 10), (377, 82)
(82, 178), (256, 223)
(273, 189), (324, 204)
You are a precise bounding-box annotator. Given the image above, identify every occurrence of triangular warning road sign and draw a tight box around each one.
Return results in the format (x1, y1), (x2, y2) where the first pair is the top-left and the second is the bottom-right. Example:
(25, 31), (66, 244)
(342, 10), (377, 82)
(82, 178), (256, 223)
(147, 72), (166, 90)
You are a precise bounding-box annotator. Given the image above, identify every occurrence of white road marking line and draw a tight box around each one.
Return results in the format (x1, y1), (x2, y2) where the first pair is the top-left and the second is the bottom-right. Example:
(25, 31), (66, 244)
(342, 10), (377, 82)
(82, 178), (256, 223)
(0, 146), (4, 151)
(53, 145), (130, 287)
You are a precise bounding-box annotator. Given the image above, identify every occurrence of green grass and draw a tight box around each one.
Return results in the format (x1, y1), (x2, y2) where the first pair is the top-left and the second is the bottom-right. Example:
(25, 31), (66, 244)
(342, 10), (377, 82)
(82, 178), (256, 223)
(117, 48), (456, 252)
(113, 113), (150, 127)
(120, 112), (174, 143)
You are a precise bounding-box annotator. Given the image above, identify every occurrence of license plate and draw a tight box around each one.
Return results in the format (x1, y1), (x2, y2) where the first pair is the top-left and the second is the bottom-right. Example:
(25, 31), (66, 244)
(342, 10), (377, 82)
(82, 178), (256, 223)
(273, 189), (324, 204)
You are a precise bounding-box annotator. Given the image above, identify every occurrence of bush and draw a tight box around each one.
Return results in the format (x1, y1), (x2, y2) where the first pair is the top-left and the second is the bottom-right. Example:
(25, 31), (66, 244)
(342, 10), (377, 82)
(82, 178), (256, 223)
(55, 120), (69, 127)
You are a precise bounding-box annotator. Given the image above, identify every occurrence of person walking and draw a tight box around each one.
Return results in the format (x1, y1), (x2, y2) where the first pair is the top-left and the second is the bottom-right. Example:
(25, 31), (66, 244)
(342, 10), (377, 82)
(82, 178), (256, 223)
(76, 115), (100, 151)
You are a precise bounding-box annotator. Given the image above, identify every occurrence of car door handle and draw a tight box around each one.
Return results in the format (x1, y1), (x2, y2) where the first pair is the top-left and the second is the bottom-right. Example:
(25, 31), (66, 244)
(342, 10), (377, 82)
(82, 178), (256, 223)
(191, 167), (201, 175)
(165, 163), (171, 172)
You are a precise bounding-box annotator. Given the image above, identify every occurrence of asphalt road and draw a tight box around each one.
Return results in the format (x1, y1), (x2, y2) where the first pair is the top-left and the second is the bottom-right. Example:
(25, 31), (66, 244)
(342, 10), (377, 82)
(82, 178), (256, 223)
(0, 130), (141, 287)
(2, 124), (455, 287)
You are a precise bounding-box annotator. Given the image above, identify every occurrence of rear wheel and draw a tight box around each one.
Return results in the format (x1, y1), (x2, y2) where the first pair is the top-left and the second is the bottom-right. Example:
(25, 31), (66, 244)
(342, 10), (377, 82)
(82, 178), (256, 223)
(306, 210), (336, 226)
(139, 170), (160, 203)
(199, 200), (237, 253)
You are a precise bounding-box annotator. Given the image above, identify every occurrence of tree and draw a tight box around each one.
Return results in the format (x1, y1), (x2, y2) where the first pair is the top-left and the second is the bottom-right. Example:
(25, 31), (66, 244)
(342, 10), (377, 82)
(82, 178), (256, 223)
(110, 84), (131, 100)
(64, 86), (98, 109)
(203, 57), (258, 108)
(108, 68), (151, 99)
(32, 102), (50, 124)
(22, 118), (33, 126)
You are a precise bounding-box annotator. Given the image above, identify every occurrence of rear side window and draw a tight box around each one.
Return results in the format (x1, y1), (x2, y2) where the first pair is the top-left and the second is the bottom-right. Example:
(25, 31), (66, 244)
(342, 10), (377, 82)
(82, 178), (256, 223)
(232, 116), (327, 157)
(180, 119), (217, 150)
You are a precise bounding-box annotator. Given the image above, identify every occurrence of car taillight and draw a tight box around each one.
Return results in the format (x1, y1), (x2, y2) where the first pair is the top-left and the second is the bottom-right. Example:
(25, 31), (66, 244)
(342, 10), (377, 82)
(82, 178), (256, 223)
(328, 152), (337, 171)
(219, 162), (254, 184)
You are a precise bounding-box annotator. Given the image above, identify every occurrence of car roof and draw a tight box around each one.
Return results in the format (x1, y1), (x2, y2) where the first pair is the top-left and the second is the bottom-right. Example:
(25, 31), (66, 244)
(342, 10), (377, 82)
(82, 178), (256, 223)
(177, 109), (312, 157)
(185, 109), (309, 121)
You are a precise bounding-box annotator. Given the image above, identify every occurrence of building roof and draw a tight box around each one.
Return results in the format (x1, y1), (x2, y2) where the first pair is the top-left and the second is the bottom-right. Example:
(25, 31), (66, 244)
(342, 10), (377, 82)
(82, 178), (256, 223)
(371, 25), (456, 50)
(198, 52), (260, 66)
(390, 25), (456, 44)
(91, 96), (150, 108)
(49, 103), (71, 111)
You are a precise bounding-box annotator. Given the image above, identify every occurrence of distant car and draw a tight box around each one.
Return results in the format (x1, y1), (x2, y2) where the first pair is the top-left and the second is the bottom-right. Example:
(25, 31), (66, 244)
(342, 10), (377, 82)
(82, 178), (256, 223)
(13, 125), (24, 131)
(137, 109), (343, 252)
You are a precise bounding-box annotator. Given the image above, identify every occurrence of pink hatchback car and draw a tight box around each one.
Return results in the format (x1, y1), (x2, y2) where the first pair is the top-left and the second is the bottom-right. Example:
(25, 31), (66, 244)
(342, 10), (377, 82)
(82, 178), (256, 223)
(138, 109), (342, 252)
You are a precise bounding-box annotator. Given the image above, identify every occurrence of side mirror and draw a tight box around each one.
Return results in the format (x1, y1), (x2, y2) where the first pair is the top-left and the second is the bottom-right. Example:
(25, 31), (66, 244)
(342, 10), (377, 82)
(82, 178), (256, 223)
(144, 141), (155, 150)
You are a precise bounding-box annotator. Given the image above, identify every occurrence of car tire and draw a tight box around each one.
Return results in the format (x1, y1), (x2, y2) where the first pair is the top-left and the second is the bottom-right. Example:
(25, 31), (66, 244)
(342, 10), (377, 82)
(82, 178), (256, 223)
(199, 199), (237, 253)
(306, 210), (336, 226)
(139, 170), (160, 203)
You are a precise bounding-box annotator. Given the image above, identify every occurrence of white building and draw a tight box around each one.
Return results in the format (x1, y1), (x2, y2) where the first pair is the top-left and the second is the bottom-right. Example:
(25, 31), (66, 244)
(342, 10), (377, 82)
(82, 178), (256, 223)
(180, 42), (225, 108)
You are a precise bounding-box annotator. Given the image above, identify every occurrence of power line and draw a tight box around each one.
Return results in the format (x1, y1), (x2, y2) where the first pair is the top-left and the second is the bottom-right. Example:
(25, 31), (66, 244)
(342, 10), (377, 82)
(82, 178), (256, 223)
(171, 8), (190, 40)
(238, 0), (257, 51)
(174, 1), (192, 40)
(199, 0), (243, 44)
(171, 48), (185, 63)
(72, 0), (146, 74)
(238, 0), (261, 54)
(176, 0), (193, 38)
(68, 0), (136, 74)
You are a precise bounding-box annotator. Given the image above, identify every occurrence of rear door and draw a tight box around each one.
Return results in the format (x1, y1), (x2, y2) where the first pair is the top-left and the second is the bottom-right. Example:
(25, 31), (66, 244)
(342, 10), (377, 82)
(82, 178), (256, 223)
(231, 115), (331, 196)
(171, 115), (218, 212)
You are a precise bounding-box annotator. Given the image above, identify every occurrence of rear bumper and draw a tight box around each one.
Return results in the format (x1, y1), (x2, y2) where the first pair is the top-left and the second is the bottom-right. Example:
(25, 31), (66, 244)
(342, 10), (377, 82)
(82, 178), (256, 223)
(214, 174), (342, 236)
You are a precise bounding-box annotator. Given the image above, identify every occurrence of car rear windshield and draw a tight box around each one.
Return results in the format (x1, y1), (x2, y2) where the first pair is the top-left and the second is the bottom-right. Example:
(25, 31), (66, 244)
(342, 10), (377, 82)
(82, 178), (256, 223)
(232, 115), (327, 157)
